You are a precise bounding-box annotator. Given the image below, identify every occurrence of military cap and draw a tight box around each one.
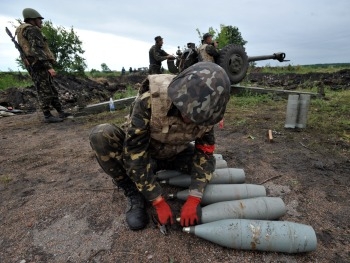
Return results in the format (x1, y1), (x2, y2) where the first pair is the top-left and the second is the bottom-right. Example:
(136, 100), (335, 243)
(202, 33), (213, 40)
(168, 62), (231, 125)
(155, 36), (163, 42)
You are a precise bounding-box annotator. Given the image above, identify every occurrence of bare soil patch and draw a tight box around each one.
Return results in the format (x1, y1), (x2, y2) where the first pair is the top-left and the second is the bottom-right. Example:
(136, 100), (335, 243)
(0, 72), (349, 262)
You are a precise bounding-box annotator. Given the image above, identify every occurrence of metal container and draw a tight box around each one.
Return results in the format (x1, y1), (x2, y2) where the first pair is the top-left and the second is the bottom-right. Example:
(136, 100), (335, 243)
(296, 94), (311, 128)
(285, 94), (299, 128)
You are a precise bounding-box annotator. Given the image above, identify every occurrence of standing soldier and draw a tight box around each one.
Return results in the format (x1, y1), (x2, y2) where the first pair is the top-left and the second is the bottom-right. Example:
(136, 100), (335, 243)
(89, 62), (231, 231)
(148, 36), (175, 74)
(198, 33), (220, 63)
(15, 8), (70, 123)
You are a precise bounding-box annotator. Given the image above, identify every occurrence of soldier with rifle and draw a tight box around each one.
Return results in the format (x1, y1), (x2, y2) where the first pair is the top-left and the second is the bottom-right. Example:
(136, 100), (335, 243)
(9, 8), (70, 123)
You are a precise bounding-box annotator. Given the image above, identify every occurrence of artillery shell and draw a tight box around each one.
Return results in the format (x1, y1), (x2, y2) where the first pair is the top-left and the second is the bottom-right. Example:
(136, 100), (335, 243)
(183, 219), (317, 253)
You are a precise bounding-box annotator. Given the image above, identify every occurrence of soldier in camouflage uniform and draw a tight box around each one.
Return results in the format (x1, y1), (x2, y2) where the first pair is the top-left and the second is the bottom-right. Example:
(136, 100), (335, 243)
(89, 62), (231, 230)
(15, 8), (70, 123)
(198, 33), (220, 63)
(148, 36), (175, 74)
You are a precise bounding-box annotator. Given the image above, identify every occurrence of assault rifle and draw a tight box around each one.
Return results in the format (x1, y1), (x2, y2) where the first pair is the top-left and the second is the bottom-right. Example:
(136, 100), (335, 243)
(5, 26), (31, 73)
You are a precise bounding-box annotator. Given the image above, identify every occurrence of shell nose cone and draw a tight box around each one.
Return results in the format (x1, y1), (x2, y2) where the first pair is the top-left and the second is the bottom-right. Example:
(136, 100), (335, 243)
(182, 227), (191, 233)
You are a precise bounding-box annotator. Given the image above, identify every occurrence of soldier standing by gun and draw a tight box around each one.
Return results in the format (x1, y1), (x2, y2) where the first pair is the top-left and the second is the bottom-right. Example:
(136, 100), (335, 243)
(13, 8), (70, 123)
(148, 36), (175, 74)
(198, 33), (220, 63)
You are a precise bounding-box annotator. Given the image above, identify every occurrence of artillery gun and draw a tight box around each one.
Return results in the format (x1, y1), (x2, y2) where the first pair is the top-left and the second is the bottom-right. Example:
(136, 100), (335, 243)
(167, 43), (288, 84)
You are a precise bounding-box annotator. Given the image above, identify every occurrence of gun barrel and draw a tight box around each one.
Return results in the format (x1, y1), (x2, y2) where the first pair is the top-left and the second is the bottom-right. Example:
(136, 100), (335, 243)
(6, 27), (31, 70)
(248, 52), (286, 63)
(5, 27), (13, 37)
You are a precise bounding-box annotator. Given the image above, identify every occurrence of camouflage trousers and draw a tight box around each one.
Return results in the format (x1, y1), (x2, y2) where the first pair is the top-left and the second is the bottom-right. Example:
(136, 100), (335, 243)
(89, 123), (193, 184)
(31, 66), (63, 115)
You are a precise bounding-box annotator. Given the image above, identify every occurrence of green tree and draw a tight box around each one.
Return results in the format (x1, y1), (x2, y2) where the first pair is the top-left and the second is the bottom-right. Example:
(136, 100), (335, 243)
(41, 21), (87, 75)
(100, 63), (111, 72)
(14, 20), (87, 75)
(196, 24), (247, 49)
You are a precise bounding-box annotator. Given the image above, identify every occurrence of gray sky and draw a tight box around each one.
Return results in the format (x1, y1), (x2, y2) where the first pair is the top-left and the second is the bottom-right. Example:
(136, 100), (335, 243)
(1, 0), (349, 71)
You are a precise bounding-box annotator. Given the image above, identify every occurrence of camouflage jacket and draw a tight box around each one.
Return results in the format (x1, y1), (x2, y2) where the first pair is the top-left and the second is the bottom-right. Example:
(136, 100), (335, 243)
(123, 77), (216, 201)
(198, 43), (220, 62)
(149, 44), (169, 66)
(15, 23), (55, 69)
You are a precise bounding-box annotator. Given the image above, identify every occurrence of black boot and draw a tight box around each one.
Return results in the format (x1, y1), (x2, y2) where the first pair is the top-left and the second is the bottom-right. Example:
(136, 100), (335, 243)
(43, 111), (63, 123)
(113, 178), (149, 230)
(58, 111), (72, 119)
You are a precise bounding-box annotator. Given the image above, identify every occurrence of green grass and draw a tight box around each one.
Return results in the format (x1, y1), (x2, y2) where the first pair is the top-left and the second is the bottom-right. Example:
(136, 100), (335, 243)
(225, 88), (350, 145)
(83, 107), (130, 129)
(229, 92), (276, 107)
(0, 72), (32, 90)
(0, 175), (12, 185)
(86, 71), (122, 78)
(308, 89), (350, 141)
(113, 85), (138, 99)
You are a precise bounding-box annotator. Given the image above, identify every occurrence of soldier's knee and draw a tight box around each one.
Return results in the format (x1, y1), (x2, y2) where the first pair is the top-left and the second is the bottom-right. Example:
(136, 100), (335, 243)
(89, 123), (125, 151)
(90, 123), (114, 135)
(89, 123), (115, 146)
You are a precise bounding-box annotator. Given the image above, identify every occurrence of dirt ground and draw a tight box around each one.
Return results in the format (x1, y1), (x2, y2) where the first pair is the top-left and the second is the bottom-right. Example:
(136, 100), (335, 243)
(0, 73), (349, 263)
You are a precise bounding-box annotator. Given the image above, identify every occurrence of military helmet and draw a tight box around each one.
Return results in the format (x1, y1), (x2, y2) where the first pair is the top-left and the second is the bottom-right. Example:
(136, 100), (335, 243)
(168, 62), (231, 125)
(23, 8), (44, 21)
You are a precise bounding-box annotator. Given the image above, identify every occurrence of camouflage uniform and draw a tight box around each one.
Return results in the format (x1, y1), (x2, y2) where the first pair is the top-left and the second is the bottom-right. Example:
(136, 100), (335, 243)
(16, 23), (64, 118)
(90, 62), (231, 202)
(148, 44), (169, 74)
(198, 43), (220, 63)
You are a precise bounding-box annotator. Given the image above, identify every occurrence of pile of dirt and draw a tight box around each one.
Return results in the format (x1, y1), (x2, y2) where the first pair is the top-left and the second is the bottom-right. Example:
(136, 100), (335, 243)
(246, 69), (350, 90)
(0, 74), (146, 112)
(1, 70), (349, 113)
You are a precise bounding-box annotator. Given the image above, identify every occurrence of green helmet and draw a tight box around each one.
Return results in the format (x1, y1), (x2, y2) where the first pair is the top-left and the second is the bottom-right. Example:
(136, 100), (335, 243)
(168, 62), (231, 125)
(23, 8), (44, 21)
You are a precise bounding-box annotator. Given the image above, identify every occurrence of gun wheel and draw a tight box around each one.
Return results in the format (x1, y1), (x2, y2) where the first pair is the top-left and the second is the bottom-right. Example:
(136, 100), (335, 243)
(217, 44), (249, 84)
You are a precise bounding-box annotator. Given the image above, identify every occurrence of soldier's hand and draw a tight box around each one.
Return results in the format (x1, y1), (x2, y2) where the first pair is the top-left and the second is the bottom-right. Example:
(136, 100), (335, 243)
(152, 196), (174, 225)
(180, 195), (201, 227)
(48, 68), (56, 77)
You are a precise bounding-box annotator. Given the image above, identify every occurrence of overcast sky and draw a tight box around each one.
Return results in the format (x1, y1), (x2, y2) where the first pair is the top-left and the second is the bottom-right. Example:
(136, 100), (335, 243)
(1, 0), (349, 72)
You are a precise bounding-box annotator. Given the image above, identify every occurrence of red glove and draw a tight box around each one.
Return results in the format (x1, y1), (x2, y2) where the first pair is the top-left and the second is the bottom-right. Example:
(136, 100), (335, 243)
(152, 196), (174, 225)
(180, 195), (201, 227)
